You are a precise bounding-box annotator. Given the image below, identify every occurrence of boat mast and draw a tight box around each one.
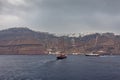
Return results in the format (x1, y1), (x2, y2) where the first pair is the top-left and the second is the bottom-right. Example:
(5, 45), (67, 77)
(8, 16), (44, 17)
(60, 36), (65, 53)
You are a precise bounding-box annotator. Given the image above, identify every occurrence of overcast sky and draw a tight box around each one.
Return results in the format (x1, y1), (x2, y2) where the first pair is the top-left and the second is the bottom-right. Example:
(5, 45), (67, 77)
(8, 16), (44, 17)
(0, 0), (120, 34)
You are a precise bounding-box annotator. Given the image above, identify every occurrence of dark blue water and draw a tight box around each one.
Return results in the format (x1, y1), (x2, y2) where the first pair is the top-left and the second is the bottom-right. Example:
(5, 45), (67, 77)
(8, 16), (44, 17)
(0, 55), (120, 80)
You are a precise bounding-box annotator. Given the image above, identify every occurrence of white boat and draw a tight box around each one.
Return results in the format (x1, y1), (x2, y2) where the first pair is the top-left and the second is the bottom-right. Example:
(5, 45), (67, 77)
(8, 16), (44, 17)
(85, 36), (100, 56)
(85, 52), (99, 56)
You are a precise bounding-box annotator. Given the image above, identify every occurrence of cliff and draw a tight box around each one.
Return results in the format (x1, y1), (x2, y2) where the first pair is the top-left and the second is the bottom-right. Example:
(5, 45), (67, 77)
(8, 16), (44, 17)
(0, 27), (120, 55)
(0, 27), (56, 54)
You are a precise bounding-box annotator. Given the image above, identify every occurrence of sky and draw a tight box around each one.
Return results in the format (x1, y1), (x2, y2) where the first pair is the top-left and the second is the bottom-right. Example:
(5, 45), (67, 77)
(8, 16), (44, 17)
(0, 0), (120, 34)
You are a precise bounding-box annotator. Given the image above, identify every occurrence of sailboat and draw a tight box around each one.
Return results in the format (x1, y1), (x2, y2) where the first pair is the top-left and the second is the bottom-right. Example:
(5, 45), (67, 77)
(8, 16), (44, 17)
(85, 36), (100, 56)
(56, 37), (67, 60)
(56, 52), (67, 59)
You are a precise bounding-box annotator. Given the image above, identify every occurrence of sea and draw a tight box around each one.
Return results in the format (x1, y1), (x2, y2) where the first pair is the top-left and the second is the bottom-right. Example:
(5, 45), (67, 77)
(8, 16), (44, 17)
(0, 55), (120, 80)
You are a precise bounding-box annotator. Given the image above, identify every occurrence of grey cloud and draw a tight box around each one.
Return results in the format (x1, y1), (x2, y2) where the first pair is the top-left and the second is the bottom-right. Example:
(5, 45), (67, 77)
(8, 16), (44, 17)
(38, 0), (120, 33)
(0, 0), (120, 34)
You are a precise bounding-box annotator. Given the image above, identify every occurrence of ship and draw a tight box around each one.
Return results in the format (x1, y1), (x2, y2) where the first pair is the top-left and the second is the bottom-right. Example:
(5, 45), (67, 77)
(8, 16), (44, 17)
(56, 37), (67, 60)
(56, 53), (67, 59)
(85, 36), (100, 56)
(85, 52), (99, 56)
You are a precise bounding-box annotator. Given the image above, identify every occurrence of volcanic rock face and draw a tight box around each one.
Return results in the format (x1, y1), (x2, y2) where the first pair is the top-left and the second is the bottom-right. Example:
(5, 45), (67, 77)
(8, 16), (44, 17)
(0, 28), (56, 54)
(0, 27), (120, 55)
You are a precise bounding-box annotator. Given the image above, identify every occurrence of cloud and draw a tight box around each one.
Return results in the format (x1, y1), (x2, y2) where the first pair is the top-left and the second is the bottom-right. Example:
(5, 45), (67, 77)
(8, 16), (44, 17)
(38, 0), (120, 33)
(7, 0), (26, 6)
(0, 0), (120, 34)
(0, 14), (21, 23)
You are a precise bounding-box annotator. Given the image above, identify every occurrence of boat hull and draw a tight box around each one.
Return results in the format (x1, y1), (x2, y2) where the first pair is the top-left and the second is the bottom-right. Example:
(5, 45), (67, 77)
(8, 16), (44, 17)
(57, 57), (66, 59)
(57, 56), (67, 60)
(85, 54), (99, 56)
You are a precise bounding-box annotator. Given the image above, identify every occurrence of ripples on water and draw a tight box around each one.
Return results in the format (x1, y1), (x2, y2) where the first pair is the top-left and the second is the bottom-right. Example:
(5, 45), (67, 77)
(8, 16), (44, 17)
(0, 55), (120, 80)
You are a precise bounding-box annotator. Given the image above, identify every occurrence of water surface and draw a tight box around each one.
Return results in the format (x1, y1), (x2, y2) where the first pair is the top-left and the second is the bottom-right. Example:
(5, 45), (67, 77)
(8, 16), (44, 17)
(0, 55), (120, 80)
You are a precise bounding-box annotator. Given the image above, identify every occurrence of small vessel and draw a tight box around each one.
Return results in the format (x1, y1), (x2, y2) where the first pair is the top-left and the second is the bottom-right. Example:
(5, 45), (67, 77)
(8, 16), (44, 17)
(56, 53), (67, 60)
(85, 36), (100, 57)
(56, 37), (67, 60)
(85, 52), (99, 56)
